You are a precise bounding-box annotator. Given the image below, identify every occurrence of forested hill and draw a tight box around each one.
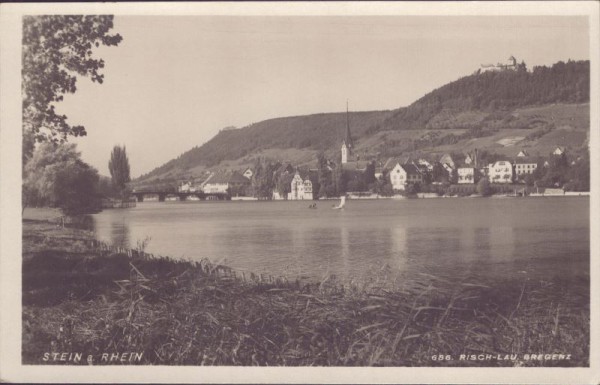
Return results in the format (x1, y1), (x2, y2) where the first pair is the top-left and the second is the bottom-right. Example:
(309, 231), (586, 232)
(137, 110), (393, 179)
(371, 60), (589, 132)
(136, 59), (589, 183)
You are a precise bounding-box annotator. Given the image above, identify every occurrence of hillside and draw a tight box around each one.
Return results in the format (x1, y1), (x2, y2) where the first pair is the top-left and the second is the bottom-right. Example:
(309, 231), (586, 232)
(135, 60), (589, 187)
(361, 103), (589, 160)
(370, 60), (589, 132)
(136, 110), (394, 183)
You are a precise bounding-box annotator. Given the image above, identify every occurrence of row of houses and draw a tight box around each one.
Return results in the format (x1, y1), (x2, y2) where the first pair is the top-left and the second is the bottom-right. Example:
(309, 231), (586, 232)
(177, 144), (566, 196)
(178, 170), (250, 194)
(384, 147), (565, 191)
(176, 100), (571, 197)
(178, 163), (316, 200)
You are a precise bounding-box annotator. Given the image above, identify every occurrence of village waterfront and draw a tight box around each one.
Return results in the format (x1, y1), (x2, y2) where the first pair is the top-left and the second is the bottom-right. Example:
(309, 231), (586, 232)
(22, 196), (590, 366)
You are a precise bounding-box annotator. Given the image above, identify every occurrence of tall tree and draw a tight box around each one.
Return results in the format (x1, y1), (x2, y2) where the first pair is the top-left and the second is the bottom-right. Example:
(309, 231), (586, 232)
(363, 161), (376, 187)
(565, 150), (590, 192)
(316, 152), (332, 198)
(476, 178), (492, 197)
(108, 145), (131, 197)
(251, 158), (276, 199)
(431, 162), (448, 183)
(542, 152), (570, 188)
(22, 15), (122, 161)
(276, 172), (294, 199)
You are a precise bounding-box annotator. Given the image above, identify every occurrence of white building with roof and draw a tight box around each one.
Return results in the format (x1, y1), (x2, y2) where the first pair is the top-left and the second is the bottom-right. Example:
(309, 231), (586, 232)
(389, 162), (423, 191)
(488, 161), (514, 184)
(178, 181), (196, 193)
(242, 168), (253, 180)
(514, 159), (538, 177)
(457, 168), (476, 184)
(288, 172), (313, 200)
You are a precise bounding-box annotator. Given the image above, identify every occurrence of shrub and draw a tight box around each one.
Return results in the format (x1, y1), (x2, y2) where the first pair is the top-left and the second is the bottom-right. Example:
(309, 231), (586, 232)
(477, 178), (492, 196)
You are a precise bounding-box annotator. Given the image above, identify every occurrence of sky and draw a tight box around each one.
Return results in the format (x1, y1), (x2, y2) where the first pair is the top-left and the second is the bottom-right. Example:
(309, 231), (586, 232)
(54, 15), (590, 178)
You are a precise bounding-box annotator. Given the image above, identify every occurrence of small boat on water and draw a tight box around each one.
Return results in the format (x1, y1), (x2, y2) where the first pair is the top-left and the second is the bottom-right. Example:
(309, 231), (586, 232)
(332, 196), (346, 210)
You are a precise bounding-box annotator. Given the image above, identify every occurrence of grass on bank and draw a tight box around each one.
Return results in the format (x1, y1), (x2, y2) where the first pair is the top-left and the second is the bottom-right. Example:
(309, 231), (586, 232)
(22, 221), (589, 366)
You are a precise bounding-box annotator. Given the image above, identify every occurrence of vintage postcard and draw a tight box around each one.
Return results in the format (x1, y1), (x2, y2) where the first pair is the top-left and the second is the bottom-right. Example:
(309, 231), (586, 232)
(1, 1), (598, 383)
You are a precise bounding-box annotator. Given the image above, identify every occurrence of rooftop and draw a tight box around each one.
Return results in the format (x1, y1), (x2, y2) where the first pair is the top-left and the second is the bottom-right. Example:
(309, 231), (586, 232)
(341, 160), (371, 171)
(205, 171), (250, 184)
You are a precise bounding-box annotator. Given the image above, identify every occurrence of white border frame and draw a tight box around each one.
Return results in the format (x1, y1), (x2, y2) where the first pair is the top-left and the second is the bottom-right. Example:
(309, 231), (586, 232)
(1, 2), (598, 383)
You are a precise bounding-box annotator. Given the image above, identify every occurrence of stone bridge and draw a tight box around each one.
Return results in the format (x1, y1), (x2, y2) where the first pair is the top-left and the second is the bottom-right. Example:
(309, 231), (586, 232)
(131, 191), (229, 202)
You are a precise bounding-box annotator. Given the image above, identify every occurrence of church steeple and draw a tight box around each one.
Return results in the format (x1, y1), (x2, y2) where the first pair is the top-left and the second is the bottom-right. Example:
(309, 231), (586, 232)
(341, 100), (353, 164)
(344, 100), (353, 149)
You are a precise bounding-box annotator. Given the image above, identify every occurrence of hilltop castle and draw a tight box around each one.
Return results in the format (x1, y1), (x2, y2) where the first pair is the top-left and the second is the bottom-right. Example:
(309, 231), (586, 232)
(480, 55), (518, 73)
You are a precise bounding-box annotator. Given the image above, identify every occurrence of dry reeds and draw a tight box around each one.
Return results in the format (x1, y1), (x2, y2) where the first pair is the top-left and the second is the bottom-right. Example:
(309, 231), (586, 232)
(22, 222), (589, 366)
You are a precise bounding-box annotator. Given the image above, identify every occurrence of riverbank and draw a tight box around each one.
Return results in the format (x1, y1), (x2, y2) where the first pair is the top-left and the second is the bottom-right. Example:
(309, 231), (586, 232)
(134, 189), (589, 202)
(22, 219), (589, 366)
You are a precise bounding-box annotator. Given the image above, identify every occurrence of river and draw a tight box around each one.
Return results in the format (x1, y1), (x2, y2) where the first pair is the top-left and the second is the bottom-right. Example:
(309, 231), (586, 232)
(91, 197), (589, 283)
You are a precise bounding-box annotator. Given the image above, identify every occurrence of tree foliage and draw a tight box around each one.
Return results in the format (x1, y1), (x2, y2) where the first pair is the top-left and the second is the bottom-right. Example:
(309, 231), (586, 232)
(379, 60), (589, 131)
(22, 15), (122, 160)
(533, 150), (589, 191)
(372, 169), (394, 196)
(539, 153), (569, 187)
(138, 111), (392, 180)
(404, 182), (421, 196)
(108, 145), (131, 196)
(363, 161), (376, 187)
(431, 162), (452, 184)
(449, 168), (459, 184)
(316, 152), (334, 198)
(23, 143), (101, 215)
(476, 178), (492, 197)
(276, 172), (295, 198)
(251, 158), (277, 199)
(564, 151), (590, 192)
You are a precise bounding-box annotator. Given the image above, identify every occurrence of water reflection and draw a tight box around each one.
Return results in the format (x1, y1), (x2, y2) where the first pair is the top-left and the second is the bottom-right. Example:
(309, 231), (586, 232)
(91, 199), (589, 282)
(489, 226), (515, 262)
(390, 226), (407, 271)
(474, 227), (491, 260)
(91, 212), (130, 249)
(340, 225), (349, 282)
(110, 217), (130, 249)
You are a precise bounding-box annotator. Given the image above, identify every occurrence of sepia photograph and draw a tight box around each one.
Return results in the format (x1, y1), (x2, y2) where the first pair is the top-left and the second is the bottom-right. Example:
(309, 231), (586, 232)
(1, 1), (598, 383)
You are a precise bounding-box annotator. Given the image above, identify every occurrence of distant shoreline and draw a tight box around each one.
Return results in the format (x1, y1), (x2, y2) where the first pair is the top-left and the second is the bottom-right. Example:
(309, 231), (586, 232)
(143, 192), (591, 203)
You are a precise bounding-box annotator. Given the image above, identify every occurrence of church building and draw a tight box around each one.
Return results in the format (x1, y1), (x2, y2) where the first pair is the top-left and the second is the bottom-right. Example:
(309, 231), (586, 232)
(341, 102), (354, 164)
